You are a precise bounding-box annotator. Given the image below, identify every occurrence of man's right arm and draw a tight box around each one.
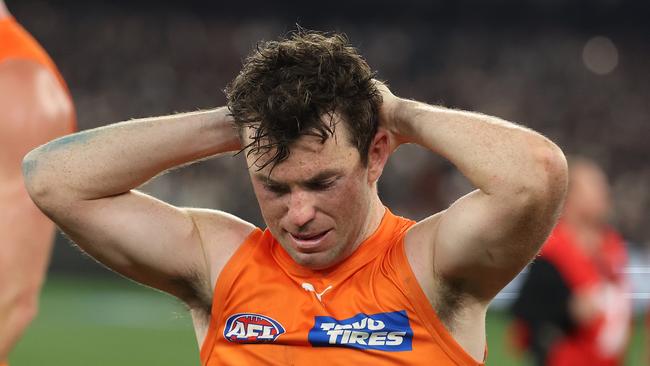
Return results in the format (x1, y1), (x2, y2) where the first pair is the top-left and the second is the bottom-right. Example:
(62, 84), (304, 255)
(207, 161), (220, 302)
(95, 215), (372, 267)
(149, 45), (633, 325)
(22, 107), (255, 305)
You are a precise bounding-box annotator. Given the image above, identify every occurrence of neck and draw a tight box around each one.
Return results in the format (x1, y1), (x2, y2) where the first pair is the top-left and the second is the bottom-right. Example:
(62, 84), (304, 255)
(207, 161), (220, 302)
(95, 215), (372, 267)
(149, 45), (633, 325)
(352, 194), (386, 251)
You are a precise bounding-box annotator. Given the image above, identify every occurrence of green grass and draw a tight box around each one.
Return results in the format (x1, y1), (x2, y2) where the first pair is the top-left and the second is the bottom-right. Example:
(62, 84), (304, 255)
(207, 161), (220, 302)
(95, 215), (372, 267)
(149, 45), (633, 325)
(9, 275), (647, 365)
(10, 275), (200, 365)
(484, 309), (647, 366)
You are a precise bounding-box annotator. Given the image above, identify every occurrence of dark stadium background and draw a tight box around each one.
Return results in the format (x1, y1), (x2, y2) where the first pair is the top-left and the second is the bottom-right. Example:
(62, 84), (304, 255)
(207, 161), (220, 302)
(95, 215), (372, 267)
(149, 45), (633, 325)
(7, 0), (649, 365)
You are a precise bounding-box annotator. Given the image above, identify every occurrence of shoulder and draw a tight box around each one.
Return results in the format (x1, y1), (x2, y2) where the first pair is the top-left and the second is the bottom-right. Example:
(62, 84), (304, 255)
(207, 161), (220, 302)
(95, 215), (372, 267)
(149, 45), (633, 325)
(403, 210), (445, 268)
(185, 208), (258, 251)
(0, 59), (73, 128)
(0, 58), (53, 90)
(185, 208), (258, 286)
(404, 211), (444, 244)
(0, 59), (74, 176)
(402, 211), (445, 303)
(187, 208), (257, 238)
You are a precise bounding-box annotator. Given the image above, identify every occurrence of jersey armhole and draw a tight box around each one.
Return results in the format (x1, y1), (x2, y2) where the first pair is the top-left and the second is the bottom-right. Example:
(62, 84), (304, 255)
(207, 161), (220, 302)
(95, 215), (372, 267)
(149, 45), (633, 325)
(199, 228), (264, 364)
(393, 237), (486, 366)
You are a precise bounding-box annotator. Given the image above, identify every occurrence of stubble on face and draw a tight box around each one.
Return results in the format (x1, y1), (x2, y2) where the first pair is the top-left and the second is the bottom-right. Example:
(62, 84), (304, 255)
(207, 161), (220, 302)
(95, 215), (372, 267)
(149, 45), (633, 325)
(244, 122), (378, 270)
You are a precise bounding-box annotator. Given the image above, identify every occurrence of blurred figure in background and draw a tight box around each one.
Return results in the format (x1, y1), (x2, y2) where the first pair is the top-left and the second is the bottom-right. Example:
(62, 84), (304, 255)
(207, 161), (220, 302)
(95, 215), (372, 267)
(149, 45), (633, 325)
(645, 307), (650, 366)
(0, 0), (75, 362)
(511, 157), (631, 366)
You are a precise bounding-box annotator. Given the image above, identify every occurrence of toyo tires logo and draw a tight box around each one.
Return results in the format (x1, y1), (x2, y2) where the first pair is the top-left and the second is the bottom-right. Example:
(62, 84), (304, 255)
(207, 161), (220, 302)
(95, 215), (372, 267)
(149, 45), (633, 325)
(308, 310), (413, 351)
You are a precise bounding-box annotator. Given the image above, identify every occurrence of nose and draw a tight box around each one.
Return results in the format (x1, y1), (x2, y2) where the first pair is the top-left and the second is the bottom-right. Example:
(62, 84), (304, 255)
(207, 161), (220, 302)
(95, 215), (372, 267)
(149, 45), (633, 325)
(287, 190), (316, 229)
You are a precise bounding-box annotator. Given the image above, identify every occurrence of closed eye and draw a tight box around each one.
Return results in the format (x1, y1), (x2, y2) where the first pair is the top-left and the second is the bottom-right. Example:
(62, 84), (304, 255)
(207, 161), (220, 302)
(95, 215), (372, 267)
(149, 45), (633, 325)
(306, 179), (337, 191)
(264, 183), (290, 195)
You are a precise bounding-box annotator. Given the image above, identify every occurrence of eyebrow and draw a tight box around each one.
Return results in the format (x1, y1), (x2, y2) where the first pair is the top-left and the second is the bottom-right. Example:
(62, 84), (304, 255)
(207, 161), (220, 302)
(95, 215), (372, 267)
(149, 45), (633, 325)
(254, 169), (342, 186)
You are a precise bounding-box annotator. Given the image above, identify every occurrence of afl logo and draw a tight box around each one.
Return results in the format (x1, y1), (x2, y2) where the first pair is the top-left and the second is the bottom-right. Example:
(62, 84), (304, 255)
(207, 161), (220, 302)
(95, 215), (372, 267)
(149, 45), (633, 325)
(223, 313), (285, 343)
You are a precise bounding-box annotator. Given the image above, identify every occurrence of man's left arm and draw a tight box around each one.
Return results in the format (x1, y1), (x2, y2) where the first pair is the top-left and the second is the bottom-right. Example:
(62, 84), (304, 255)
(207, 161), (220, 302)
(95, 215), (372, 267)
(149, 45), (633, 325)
(380, 84), (568, 301)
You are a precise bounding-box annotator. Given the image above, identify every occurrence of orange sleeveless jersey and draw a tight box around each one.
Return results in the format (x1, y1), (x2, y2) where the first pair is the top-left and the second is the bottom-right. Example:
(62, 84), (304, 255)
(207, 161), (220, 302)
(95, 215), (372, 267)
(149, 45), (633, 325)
(201, 209), (484, 365)
(0, 15), (75, 130)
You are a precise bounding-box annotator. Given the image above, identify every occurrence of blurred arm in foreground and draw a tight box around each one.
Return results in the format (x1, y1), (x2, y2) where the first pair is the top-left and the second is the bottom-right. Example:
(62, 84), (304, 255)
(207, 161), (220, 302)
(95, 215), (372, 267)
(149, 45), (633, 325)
(0, 0), (75, 361)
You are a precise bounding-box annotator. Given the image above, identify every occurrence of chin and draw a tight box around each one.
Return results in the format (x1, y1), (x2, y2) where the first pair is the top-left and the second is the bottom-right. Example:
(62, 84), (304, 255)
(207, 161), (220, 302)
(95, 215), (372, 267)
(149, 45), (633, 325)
(292, 250), (341, 270)
(293, 253), (330, 270)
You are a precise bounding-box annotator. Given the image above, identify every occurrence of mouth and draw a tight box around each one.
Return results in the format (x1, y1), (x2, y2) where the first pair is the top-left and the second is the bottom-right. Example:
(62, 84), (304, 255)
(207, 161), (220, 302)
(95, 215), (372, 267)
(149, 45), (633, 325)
(289, 230), (331, 251)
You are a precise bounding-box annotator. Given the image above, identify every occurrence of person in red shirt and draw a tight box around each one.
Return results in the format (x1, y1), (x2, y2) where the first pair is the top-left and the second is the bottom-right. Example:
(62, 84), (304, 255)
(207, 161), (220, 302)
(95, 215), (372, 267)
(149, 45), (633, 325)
(22, 30), (567, 365)
(511, 157), (631, 366)
(0, 0), (75, 362)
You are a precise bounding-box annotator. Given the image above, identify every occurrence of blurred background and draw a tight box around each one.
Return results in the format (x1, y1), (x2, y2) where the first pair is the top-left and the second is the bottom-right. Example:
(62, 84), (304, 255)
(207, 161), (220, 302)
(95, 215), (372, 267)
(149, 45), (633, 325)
(6, 0), (649, 364)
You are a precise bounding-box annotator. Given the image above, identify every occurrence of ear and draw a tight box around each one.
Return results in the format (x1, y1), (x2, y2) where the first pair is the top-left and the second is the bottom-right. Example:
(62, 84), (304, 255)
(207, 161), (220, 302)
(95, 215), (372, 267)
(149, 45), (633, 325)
(367, 129), (391, 184)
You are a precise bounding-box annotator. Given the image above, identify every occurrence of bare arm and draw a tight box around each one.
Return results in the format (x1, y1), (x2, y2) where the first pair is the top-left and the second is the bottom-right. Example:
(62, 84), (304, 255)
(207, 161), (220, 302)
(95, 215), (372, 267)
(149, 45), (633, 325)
(0, 60), (73, 361)
(380, 84), (568, 301)
(22, 107), (254, 306)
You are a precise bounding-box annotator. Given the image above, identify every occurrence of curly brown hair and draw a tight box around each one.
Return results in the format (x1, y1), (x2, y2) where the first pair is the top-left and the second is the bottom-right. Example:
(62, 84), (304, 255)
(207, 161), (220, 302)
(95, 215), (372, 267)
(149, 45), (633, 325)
(225, 29), (382, 171)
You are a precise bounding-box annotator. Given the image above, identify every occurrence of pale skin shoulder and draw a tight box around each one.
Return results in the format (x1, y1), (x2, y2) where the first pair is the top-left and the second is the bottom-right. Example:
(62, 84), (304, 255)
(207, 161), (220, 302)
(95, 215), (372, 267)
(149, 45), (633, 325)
(0, 59), (72, 180)
(377, 83), (568, 360)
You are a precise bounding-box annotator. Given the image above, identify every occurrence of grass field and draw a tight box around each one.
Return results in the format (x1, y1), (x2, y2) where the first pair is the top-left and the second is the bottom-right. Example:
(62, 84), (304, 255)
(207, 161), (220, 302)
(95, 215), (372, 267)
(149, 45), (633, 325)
(9, 275), (647, 365)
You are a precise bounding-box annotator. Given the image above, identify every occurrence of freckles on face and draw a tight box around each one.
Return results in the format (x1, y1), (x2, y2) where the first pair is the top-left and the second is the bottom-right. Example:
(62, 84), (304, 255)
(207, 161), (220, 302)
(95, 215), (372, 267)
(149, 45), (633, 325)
(245, 131), (372, 269)
(250, 135), (361, 228)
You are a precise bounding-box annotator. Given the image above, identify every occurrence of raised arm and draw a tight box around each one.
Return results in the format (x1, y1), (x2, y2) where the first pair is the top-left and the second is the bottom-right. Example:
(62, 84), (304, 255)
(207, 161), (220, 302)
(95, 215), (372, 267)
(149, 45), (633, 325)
(22, 107), (255, 307)
(379, 84), (568, 301)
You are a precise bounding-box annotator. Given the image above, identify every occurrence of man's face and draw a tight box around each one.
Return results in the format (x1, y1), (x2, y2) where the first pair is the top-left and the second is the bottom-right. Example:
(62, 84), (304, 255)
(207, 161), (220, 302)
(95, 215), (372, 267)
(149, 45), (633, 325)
(245, 118), (379, 270)
(567, 162), (611, 224)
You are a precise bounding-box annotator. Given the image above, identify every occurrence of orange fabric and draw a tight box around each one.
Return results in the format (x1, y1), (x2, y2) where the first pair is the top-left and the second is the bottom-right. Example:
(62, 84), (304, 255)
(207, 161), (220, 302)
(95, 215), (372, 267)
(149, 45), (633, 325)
(201, 209), (484, 365)
(0, 15), (75, 130)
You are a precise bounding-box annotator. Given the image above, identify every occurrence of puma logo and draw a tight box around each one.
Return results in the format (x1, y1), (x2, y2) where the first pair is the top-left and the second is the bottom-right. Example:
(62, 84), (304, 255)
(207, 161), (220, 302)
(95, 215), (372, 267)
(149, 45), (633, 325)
(301, 282), (333, 302)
